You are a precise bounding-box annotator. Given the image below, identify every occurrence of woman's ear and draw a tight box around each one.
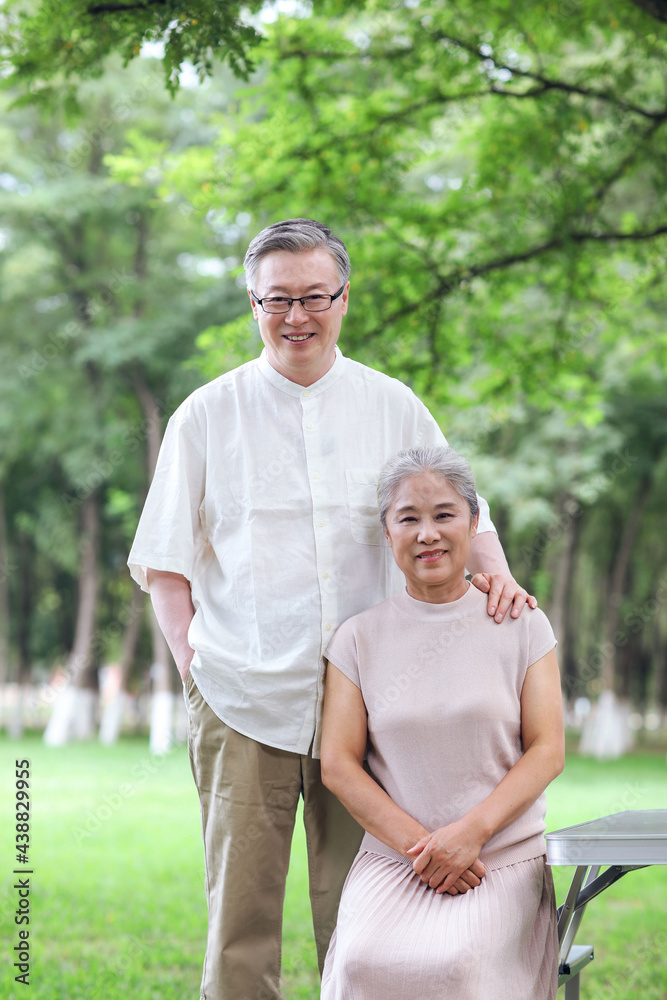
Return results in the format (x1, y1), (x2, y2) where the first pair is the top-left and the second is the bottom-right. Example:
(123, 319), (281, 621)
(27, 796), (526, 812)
(384, 527), (392, 547)
(471, 512), (479, 539)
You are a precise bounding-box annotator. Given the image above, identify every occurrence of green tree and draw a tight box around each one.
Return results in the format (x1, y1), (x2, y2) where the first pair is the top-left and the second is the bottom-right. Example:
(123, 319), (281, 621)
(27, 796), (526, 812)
(135, 0), (667, 420)
(4, 0), (667, 109)
(0, 57), (248, 740)
(1, 0), (266, 109)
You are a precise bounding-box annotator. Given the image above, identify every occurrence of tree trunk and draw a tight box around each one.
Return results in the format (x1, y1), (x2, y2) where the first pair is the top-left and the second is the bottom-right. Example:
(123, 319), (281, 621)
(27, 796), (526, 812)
(7, 530), (34, 739)
(148, 604), (174, 754)
(580, 474), (652, 759)
(545, 495), (582, 731)
(133, 370), (163, 475)
(546, 494), (581, 647)
(0, 484), (10, 688)
(44, 492), (101, 746)
(134, 369), (175, 753)
(656, 628), (667, 713)
(98, 586), (145, 745)
(0, 484), (12, 733)
(600, 474), (652, 691)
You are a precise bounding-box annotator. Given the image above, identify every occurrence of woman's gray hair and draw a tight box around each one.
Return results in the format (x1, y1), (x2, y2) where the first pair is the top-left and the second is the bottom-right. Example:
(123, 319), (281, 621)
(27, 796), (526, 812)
(244, 218), (351, 290)
(378, 445), (479, 529)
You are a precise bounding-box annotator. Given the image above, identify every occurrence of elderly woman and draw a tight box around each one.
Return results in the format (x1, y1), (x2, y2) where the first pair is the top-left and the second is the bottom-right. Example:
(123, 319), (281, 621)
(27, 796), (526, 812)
(320, 445), (564, 1000)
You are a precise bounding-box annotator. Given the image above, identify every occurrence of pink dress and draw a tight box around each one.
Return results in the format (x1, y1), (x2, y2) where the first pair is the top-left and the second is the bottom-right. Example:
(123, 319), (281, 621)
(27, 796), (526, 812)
(321, 585), (559, 1000)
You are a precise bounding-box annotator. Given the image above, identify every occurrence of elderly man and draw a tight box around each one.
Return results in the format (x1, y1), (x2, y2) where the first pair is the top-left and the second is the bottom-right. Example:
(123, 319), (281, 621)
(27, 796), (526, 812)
(128, 219), (535, 1000)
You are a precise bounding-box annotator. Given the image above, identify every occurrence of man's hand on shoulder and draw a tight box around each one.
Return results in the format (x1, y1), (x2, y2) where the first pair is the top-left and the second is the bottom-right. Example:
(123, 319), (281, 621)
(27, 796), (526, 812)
(471, 572), (537, 623)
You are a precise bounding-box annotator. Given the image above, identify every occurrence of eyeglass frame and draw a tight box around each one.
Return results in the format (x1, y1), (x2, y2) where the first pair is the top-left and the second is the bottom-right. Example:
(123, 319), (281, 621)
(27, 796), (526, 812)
(250, 283), (346, 314)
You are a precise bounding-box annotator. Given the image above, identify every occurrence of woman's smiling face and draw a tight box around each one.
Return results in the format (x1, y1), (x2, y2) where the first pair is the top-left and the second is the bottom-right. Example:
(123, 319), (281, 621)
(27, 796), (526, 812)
(383, 472), (478, 603)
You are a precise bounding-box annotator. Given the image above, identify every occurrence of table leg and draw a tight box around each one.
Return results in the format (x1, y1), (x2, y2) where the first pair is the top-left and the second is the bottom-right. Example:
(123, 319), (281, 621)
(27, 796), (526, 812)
(557, 865), (589, 945)
(564, 972), (580, 1000)
(560, 865), (600, 963)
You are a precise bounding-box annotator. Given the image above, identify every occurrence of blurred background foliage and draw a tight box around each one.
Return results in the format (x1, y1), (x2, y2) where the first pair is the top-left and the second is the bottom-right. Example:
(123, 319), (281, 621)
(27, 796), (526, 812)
(0, 0), (666, 750)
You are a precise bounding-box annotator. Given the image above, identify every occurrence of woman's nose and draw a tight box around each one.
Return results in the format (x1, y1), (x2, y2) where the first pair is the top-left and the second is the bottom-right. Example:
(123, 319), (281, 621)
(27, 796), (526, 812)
(417, 520), (440, 542)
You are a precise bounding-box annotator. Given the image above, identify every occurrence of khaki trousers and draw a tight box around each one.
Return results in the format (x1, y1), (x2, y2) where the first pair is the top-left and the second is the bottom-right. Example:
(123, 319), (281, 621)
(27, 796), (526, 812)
(184, 671), (364, 1000)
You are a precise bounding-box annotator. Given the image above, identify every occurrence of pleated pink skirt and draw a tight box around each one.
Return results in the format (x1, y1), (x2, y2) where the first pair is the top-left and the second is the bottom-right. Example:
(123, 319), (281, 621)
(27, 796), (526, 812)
(321, 852), (558, 1000)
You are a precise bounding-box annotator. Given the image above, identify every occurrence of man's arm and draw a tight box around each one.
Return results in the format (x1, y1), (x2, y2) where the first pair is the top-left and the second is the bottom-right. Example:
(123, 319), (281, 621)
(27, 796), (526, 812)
(146, 569), (195, 682)
(468, 531), (537, 623)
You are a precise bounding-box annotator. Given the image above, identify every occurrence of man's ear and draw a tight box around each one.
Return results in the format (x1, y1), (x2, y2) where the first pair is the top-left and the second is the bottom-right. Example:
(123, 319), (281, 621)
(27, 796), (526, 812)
(340, 280), (350, 317)
(384, 527), (392, 547)
(248, 287), (259, 321)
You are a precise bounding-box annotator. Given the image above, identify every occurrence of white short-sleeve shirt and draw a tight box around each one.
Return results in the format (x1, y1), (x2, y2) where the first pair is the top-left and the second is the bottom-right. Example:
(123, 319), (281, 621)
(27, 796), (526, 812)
(128, 347), (495, 753)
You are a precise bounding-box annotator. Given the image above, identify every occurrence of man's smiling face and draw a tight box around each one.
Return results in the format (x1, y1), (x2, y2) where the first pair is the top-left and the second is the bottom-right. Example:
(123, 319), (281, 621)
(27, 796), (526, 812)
(248, 248), (349, 387)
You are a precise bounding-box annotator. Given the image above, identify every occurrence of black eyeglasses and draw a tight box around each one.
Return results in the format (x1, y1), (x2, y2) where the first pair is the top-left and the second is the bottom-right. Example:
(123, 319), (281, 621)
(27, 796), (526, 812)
(251, 284), (345, 314)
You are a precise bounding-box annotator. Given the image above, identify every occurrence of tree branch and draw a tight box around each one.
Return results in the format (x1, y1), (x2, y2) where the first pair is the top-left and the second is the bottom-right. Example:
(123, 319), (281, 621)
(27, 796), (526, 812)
(86, 0), (165, 14)
(434, 32), (667, 122)
(592, 117), (666, 205)
(371, 89), (490, 128)
(628, 0), (667, 22)
(283, 31), (667, 123)
(457, 224), (667, 284)
(380, 225), (667, 327)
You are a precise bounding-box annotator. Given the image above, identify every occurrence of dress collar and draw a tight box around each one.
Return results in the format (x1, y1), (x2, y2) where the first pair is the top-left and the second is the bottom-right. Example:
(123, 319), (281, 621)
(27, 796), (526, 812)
(392, 582), (483, 622)
(257, 345), (346, 398)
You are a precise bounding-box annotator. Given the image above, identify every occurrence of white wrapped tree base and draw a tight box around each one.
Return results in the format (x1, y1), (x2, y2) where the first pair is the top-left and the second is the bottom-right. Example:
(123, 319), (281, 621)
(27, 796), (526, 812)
(5, 683), (25, 739)
(149, 689), (174, 755)
(99, 691), (126, 745)
(44, 686), (99, 745)
(579, 690), (633, 760)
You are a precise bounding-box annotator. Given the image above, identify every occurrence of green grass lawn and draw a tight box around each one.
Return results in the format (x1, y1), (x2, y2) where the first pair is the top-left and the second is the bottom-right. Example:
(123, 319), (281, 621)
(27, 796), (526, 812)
(1, 735), (665, 999)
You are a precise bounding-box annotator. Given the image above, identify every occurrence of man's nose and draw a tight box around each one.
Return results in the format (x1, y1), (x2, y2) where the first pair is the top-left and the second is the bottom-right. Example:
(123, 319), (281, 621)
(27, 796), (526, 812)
(285, 299), (310, 324)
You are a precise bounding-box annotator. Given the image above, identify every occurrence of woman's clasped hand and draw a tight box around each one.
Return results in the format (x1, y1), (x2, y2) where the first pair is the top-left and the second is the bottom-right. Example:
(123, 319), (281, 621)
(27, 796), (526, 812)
(407, 819), (487, 894)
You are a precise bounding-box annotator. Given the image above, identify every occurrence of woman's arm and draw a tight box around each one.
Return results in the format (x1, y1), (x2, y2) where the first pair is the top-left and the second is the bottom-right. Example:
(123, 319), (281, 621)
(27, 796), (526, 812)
(320, 662), (485, 894)
(321, 663), (429, 854)
(408, 646), (565, 893)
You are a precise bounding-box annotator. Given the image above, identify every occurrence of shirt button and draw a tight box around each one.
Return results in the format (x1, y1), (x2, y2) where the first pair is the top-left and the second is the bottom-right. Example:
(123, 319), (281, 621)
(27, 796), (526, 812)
(313, 471), (320, 480)
(318, 519), (325, 527)
(325, 624), (332, 631)
(307, 423), (314, 430)
(322, 572), (329, 579)
(303, 390), (310, 398)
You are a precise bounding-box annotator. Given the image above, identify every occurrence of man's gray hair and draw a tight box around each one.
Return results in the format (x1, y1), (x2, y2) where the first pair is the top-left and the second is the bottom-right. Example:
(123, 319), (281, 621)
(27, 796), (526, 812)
(244, 218), (351, 290)
(378, 445), (479, 529)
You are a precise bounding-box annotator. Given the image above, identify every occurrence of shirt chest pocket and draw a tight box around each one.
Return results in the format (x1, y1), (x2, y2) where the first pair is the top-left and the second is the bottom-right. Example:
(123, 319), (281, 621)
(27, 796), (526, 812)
(345, 468), (384, 546)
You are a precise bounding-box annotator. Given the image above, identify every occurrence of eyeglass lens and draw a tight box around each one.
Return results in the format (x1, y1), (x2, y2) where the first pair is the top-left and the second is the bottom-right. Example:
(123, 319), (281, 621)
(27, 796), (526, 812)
(264, 296), (331, 313)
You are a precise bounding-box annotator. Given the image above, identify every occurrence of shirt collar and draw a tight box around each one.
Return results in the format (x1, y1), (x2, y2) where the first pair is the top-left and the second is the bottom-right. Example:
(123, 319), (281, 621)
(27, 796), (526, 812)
(257, 345), (346, 398)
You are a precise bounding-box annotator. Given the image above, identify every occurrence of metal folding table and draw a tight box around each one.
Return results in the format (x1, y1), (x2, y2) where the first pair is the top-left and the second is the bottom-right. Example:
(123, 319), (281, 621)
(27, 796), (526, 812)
(546, 809), (667, 998)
